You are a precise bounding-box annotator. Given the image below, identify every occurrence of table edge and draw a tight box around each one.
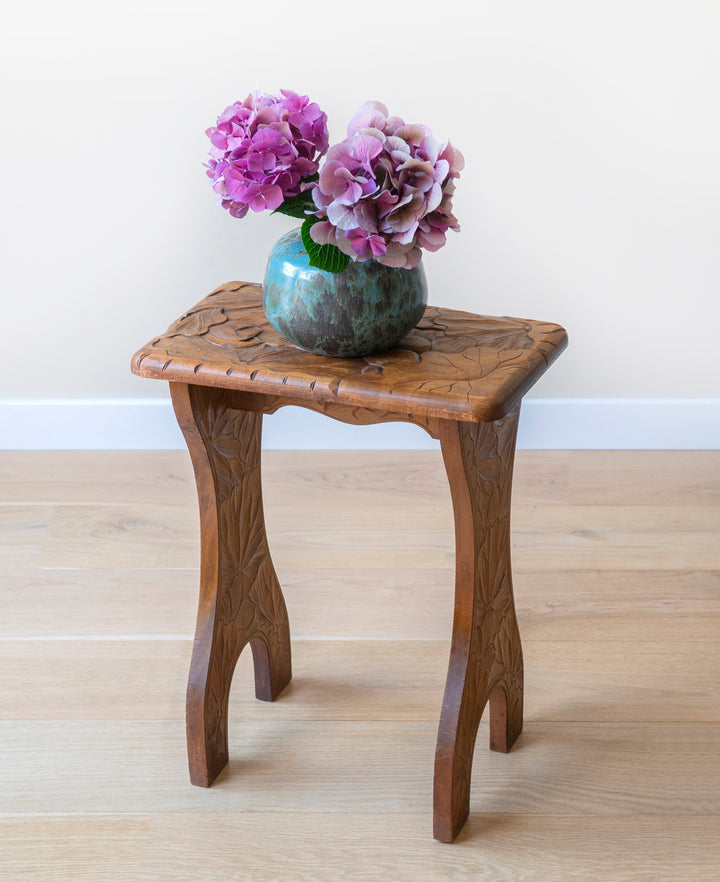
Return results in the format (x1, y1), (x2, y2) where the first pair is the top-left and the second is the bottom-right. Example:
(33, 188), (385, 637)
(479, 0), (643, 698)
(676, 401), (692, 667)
(131, 324), (567, 423)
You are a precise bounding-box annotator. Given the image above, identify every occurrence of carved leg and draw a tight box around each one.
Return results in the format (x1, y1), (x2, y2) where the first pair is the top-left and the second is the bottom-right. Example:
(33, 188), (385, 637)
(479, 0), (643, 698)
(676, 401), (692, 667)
(170, 383), (292, 787)
(434, 405), (523, 842)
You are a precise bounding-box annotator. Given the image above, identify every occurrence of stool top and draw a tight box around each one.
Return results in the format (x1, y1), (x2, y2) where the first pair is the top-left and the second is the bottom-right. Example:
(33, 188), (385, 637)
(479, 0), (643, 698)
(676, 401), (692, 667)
(131, 283), (567, 422)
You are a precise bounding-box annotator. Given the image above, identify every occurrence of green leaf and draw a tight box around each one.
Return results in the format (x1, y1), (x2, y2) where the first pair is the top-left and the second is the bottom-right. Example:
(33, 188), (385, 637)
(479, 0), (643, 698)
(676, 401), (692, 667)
(273, 190), (316, 220)
(301, 218), (351, 274)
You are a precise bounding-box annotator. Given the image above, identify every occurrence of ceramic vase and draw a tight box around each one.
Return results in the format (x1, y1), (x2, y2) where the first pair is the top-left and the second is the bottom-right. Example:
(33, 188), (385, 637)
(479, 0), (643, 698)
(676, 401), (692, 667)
(262, 228), (427, 358)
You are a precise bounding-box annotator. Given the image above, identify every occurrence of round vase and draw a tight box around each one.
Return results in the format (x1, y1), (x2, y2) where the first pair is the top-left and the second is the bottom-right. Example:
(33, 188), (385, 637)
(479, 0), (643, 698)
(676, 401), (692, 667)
(262, 228), (428, 358)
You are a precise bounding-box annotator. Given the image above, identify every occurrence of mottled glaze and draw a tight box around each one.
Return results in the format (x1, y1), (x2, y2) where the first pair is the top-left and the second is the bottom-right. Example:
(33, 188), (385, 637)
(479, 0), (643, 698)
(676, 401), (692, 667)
(262, 228), (428, 357)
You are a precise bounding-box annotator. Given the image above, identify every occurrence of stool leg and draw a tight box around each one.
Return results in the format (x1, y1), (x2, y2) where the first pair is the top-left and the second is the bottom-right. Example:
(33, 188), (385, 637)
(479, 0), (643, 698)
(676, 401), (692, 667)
(170, 383), (292, 787)
(434, 406), (523, 842)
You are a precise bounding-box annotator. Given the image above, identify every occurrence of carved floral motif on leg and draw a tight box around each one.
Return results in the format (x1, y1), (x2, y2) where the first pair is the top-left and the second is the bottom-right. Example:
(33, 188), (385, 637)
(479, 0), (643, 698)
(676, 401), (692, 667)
(433, 404), (523, 842)
(170, 383), (292, 787)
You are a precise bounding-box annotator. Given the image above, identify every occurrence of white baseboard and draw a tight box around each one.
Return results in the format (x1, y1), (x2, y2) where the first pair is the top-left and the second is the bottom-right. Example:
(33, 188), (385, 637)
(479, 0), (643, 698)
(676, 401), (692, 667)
(1, 398), (718, 450)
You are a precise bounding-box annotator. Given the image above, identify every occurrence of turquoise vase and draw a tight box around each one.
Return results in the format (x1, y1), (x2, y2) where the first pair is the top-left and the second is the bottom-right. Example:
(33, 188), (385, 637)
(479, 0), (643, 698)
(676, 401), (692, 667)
(262, 228), (428, 358)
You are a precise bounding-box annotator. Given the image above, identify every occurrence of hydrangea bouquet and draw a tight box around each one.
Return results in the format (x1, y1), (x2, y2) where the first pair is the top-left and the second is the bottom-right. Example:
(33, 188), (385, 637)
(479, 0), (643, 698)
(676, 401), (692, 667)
(206, 90), (463, 274)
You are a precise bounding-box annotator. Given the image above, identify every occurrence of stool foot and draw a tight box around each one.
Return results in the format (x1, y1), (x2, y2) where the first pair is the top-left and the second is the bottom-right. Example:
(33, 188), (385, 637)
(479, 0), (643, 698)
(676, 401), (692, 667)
(250, 634), (292, 702)
(489, 673), (523, 754)
(171, 383), (292, 788)
(433, 408), (523, 842)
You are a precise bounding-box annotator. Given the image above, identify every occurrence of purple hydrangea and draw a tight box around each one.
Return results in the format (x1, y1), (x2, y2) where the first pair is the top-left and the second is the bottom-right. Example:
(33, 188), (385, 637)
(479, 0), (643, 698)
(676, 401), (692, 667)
(309, 101), (464, 268)
(206, 90), (329, 218)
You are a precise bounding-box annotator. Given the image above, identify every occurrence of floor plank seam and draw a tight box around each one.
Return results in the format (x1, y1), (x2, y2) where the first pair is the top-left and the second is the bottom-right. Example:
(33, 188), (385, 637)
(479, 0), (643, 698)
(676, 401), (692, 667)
(2, 451), (718, 871)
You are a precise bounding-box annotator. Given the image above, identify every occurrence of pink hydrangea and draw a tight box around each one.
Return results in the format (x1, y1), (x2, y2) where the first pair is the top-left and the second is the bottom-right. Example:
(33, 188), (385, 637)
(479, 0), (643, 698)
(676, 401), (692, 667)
(310, 101), (463, 268)
(206, 90), (329, 218)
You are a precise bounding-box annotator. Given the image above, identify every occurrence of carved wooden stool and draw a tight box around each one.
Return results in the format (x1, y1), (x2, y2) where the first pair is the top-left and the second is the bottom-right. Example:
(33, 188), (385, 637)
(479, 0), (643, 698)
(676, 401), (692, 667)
(131, 282), (567, 841)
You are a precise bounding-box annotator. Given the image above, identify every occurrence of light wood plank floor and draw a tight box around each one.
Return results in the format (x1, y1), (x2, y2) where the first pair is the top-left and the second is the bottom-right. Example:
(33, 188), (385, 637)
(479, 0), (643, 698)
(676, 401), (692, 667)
(1, 450), (719, 881)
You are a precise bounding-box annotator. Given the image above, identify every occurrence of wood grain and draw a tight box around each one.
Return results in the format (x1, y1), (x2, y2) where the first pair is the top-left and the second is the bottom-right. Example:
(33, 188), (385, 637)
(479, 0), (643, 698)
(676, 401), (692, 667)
(28, 499), (720, 570)
(171, 383), (292, 787)
(1, 450), (719, 879)
(3, 815), (719, 882)
(0, 450), (197, 506)
(4, 565), (718, 641)
(4, 639), (718, 723)
(0, 505), (50, 568)
(220, 389), (443, 438)
(131, 283), (567, 422)
(164, 369), (534, 841)
(434, 407), (524, 840)
(0, 567), (201, 638)
(2, 720), (718, 816)
(5, 450), (718, 507)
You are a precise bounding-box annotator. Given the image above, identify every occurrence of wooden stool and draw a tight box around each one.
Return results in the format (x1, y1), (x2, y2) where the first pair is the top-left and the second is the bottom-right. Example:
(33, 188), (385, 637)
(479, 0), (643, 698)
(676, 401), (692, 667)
(131, 282), (567, 841)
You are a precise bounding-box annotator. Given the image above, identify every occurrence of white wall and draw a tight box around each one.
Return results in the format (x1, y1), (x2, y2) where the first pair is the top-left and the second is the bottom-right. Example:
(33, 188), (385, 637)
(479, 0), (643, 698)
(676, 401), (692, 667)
(1, 2), (718, 444)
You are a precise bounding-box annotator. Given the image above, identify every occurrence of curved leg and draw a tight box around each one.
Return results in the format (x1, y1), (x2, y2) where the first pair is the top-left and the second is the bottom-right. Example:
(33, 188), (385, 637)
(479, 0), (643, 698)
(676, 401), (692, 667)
(434, 405), (523, 842)
(170, 383), (292, 787)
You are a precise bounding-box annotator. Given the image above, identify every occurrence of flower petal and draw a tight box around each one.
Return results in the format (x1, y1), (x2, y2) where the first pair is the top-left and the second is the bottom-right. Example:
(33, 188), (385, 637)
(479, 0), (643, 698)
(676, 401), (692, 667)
(327, 201), (357, 230)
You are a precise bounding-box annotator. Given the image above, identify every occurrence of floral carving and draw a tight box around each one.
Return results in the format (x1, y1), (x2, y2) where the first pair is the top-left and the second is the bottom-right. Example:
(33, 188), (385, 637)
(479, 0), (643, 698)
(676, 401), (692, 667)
(434, 405), (523, 841)
(132, 283), (567, 423)
(138, 286), (565, 842)
(172, 384), (291, 786)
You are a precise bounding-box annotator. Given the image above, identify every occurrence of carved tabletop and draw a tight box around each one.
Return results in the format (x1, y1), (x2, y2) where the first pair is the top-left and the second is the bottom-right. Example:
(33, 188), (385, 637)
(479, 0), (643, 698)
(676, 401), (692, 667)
(131, 282), (567, 422)
(131, 280), (567, 843)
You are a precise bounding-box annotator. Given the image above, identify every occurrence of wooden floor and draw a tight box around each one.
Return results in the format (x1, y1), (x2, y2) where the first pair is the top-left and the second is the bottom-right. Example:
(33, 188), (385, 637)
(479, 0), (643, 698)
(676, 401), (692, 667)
(1, 450), (719, 881)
